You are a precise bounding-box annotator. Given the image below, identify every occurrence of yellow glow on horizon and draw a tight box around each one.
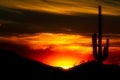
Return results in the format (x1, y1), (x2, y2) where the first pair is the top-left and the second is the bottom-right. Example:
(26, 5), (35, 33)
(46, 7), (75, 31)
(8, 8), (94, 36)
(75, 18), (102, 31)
(51, 58), (75, 69)
(62, 66), (71, 70)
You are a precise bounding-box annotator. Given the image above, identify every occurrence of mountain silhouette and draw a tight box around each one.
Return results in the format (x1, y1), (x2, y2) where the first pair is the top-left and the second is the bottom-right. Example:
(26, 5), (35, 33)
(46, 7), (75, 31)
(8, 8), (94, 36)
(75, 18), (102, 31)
(0, 49), (120, 80)
(0, 49), (64, 80)
(68, 61), (120, 80)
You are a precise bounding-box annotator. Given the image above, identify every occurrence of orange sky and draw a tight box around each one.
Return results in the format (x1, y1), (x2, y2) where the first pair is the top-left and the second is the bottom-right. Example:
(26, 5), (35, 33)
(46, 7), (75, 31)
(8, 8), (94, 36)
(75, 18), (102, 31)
(23, 33), (93, 68)
(0, 33), (120, 69)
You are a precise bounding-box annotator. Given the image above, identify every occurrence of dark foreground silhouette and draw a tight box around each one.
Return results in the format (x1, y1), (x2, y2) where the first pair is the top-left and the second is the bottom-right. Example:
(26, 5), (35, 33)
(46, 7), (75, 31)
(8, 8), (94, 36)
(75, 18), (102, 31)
(0, 49), (120, 80)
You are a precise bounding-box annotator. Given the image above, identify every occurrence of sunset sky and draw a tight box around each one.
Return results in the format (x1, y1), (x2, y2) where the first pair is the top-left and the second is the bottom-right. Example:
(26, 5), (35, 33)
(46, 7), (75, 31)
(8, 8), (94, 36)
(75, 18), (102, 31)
(0, 0), (120, 68)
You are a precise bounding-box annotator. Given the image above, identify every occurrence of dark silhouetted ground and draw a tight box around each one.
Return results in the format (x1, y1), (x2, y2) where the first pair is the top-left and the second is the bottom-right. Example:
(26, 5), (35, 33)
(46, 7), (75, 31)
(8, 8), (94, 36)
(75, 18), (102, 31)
(0, 49), (120, 80)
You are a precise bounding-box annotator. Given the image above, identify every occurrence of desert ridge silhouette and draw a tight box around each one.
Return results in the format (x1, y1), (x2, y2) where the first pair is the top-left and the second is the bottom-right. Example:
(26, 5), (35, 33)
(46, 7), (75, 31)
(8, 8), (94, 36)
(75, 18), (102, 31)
(0, 49), (119, 80)
(0, 49), (65, 80)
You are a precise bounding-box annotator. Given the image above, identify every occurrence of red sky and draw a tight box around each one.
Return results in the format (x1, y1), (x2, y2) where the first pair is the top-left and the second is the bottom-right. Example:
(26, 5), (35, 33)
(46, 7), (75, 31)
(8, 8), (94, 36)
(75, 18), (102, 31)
(0, 33), (120, 68)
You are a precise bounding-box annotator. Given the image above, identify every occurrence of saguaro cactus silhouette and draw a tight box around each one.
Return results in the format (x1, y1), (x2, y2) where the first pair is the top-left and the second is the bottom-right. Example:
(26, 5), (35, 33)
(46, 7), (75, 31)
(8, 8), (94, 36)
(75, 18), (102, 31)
(92, 6), (109, 63)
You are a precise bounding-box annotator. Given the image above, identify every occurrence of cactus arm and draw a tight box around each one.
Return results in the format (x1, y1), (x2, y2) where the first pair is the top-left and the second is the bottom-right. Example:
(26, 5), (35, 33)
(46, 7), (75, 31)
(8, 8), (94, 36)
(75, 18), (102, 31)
(92, 33), (98, 59)
(102, 38), (109, 61)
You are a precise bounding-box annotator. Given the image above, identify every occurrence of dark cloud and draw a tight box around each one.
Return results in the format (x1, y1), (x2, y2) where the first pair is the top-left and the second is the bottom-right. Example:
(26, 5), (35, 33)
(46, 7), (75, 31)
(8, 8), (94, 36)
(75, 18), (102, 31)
(0, 37), (54, 61)
(0, 38), (31, 56)
(0, 7), (120, 35)
(0, 0), (120, 35)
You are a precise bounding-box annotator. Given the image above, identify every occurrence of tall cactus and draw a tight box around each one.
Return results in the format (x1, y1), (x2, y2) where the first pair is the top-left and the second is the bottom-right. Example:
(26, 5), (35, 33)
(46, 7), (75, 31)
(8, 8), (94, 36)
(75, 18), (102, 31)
(92, 6), (109, 63)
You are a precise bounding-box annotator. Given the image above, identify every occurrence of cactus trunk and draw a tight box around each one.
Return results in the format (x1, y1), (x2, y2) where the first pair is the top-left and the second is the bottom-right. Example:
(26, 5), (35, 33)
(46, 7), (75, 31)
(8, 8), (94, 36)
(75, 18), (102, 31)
(98, 6), (102, 57)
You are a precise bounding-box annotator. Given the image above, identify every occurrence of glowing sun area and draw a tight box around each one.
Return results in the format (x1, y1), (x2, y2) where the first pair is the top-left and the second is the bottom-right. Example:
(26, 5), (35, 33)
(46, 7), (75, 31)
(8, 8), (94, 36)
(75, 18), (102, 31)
(22, 33), (92, 68)
(3, 33), (93, 68)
